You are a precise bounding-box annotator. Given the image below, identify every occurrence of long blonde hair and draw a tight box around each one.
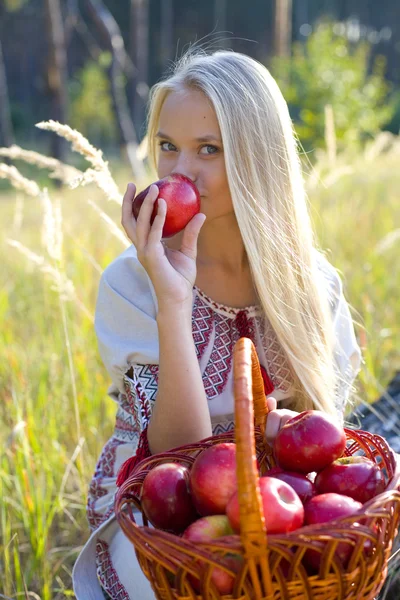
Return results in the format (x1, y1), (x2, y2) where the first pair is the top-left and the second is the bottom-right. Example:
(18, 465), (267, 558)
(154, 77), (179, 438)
(146, 49), (339, 416)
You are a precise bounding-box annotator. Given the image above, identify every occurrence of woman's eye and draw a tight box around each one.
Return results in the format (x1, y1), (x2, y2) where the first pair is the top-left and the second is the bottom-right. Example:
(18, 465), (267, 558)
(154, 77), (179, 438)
(200, 145), (219, 155)
(159, 141), (176, 152)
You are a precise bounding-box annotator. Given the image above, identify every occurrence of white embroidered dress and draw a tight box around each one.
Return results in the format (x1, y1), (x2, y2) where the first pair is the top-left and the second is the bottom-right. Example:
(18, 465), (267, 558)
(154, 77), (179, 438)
(73, 245), (361, 600)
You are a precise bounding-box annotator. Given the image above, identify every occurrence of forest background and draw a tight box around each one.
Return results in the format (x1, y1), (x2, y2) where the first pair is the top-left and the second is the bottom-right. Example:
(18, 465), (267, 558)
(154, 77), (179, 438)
(0, 1), (400, 599)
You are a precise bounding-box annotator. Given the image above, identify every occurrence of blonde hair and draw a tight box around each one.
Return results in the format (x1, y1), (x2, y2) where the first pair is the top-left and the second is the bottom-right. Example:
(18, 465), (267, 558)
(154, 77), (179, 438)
(146, 49), (339, 416)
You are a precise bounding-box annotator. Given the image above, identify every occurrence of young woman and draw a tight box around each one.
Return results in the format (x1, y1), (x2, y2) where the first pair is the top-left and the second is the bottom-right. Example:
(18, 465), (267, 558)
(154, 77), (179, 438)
(73, 49), (361, 599)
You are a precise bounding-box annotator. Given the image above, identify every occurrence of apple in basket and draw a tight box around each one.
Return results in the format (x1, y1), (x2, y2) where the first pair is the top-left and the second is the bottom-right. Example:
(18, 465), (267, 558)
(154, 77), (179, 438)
(189, 443), (237, 516)
(226, 476), (304, 534)
(183, 515), (234, 542)
(132, 173), (201, 238)
(140, 463), (198, 533)
(303, 492), (364, 572)
(183, 516), (242, 595)
(274, 410), (347, 474)
(265, 467), (316, 504)
(315, 456), (386, 503)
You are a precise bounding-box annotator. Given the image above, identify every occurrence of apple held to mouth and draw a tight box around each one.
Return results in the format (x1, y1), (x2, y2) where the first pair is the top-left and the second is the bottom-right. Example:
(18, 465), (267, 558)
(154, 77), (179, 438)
(132, 173), (201, 238)
(140, 462), (198, 533)
(314, 456), (386, 503)
(273, 410), (347, 474)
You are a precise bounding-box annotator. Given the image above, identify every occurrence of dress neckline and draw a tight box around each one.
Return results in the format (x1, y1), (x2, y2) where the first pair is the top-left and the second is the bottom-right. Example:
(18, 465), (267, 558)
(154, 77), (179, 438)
(193, 284), (261, 315)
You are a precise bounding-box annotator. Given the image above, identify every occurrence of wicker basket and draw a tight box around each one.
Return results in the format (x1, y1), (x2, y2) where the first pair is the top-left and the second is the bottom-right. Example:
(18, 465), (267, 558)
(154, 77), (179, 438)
(115, 337), (400, 600)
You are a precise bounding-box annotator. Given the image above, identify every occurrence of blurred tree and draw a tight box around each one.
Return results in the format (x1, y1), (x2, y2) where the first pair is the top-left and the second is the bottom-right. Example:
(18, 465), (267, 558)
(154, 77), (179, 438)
(271, 19), (396, 153)
(0, 35), (14, 147)
(214, 0), (228, 46)
(69, 54), (117, 146)
(130, 0), (149, 139)
(44, 0), (68, 162)
(3, 0), (28, 10)
(274, 0), (292, 58)
(160, 0), (174, 65)
(85, 0), (146, 177)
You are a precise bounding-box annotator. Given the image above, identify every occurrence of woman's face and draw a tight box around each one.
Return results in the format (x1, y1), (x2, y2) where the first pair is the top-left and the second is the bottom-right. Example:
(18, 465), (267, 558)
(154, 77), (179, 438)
(155, 88), (234, 224)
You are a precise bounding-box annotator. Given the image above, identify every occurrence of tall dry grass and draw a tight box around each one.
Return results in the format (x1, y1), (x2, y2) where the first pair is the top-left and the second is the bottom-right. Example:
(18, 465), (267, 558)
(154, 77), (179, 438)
(0, 121), (399, 598)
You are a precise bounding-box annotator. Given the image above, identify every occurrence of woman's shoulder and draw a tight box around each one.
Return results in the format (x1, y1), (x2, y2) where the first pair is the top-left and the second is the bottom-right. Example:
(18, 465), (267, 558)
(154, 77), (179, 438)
(98, 244), (158, 313)
(101, 244), (144, 286)
(313, 249), (343, 313)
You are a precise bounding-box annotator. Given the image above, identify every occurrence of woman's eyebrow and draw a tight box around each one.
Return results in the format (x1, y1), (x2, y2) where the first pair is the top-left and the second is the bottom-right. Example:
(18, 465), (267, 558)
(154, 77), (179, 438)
(155, 131), (222, 143)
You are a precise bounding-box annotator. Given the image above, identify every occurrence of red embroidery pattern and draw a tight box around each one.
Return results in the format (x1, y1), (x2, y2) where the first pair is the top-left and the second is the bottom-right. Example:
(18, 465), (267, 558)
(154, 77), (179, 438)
(212, 420), (235, 435)
(96, 539), (130, 600)
(192, 294), (214, 361)
(115, 411), (139, 440)
(257, 315), (293, 392)
(202, 310), (258, 399)
(194, 286), (260, 316)
(202, 313), (235, 398)
(87, 438), (124, 531)
(88, 502), (115, 532)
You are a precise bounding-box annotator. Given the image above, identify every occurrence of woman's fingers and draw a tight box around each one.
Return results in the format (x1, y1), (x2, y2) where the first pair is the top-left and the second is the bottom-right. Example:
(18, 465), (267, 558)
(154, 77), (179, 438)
(265, 406), (299, 445)
(147, 197), (167, 247)
(266, 396), (277, 412)
(179, 213), (207, 260)
(265, 410), (282, 445)
(121, 183), (137, 244)
(136, 184), (159, 249)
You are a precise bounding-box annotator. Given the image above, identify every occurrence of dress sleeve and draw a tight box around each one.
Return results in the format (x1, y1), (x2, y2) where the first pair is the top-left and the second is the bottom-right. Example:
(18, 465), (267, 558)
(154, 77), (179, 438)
(316, 252), (362, 415)
(331, 283), (362, 415)
(94, 245), (160, 395)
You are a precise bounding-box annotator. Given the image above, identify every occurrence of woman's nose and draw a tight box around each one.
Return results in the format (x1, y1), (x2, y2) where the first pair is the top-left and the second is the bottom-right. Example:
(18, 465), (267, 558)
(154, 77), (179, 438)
(173, 154), (198, 183)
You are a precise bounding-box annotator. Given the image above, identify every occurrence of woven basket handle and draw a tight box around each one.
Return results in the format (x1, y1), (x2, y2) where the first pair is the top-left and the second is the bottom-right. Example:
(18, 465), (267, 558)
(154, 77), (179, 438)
(234, 337), (269, 559)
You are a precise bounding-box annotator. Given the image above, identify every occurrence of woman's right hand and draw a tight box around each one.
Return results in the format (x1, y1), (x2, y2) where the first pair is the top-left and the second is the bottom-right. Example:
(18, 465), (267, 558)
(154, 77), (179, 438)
(121, 182), (207, 314)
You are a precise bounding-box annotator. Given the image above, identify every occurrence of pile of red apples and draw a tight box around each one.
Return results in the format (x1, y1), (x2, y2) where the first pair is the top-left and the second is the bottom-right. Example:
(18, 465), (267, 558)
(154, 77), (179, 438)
(139, 410), (386, 593)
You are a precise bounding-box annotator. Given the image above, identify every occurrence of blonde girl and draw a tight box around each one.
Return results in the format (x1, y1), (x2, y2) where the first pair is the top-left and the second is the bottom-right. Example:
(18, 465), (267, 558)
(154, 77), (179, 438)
(73, 49), (360, 599)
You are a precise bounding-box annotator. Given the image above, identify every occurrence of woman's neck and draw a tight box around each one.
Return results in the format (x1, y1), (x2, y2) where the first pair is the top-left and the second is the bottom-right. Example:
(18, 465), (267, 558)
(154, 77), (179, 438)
(166, 214), (249, 276)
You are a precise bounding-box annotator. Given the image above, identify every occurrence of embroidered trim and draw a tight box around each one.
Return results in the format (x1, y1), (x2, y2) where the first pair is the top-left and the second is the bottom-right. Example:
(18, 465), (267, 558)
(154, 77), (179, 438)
(194, 285), (261, 316)
(96, 539), (130, 600)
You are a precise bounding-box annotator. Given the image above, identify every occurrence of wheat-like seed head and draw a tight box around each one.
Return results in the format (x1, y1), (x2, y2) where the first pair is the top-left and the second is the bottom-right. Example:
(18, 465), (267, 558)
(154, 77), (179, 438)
(70, 169), (122, 204)
(0, 163), (40, 197)
(36, 121), (122, 203)
(0, 145), (83, 184)
(41, 189), (63, 263)
(7, 239), (93, 321)
(87, 199), (130, 248)
(36, 121), (104, 167)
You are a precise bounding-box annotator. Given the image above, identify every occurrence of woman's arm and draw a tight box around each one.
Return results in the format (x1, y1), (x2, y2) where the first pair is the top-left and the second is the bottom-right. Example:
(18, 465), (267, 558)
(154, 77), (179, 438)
(120, 183), (210, 453)
(147, 306), (212, 454)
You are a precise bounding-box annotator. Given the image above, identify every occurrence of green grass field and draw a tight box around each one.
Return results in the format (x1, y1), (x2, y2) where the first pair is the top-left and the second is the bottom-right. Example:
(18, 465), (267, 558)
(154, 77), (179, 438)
(0, 132), (399, 599)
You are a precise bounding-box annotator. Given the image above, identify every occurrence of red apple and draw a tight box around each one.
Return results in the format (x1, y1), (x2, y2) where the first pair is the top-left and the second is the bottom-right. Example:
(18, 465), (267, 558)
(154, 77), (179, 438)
(183, 520), (241, 595)
(274, 410), (347, 474)
(265, 469), (316, 504)
(141, 463), (198, 533)
(315, 456), (386, 503)
(182, 515), (234, 542)
(226, 476), (304, 534)
(304, 523), (376, 573)
(187, 552), (242, 595)
(303, 493), (364, 571)
(189, 443), (237, 516)
(132, 173), (201, 238)
(304, 492), (362, 526)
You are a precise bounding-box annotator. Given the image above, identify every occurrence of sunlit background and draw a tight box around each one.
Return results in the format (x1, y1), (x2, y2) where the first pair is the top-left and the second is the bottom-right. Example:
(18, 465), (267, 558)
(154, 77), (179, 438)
(0, 1), (399, 598)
